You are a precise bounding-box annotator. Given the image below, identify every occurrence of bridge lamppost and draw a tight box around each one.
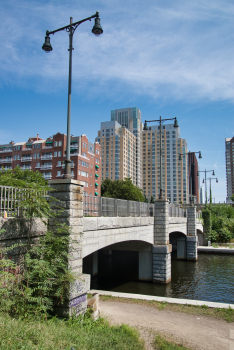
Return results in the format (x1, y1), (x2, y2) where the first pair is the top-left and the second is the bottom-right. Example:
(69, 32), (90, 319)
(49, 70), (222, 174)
(42, 12), (103, 179)
(143, 116), (179, 199)
(205, 177), (218, 204)
(179, 151), (202, 205)
(197, 169), (215, 204)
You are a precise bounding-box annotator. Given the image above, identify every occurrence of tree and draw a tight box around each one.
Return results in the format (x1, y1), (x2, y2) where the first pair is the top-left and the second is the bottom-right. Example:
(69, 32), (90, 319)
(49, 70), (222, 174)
(101, 178), (145, 202)
(230, 194), (234, 202)
(150, 196), (155, 204)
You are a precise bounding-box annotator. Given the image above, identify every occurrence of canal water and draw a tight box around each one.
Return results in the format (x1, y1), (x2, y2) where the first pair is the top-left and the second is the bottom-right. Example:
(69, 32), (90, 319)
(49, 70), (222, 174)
(91, 251), (234, 304)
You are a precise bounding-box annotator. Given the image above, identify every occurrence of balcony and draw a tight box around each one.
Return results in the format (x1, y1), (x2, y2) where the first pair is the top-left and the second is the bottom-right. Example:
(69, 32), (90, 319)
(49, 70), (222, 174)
(70, 153), (79, 156)
(22, 148), (32, 151)
(1, 167), (12, 170)
(21, 166), (31, 171)
(43, 175), (52, 180)
(21, 157), (32, 162)
(0, 159), (12, 163)
(40, 164), (52, 170)
(0, 148), (13, 153)
(42, 146), (53, 149)
(41, 155), (53, 160)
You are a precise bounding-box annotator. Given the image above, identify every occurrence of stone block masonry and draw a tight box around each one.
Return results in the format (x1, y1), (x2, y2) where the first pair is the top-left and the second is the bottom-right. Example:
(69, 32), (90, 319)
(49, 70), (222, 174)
(48, 179), (90, 317)
(153, 199), (171, 284)
(152, 245), (172, 284)
(186, 206), (198, 261)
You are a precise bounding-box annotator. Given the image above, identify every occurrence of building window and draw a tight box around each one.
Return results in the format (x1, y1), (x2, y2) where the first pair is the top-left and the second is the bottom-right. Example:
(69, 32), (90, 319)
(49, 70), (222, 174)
(33, 154), (37, 159)
(37, 153), (40, 158)
(54, 141), (58, 147)
(57, 171), (61, 176)
(58, 151), (62, 157)
(57, 161), (61, 166)
(59, 141), (62, 146)
(54, 152), (57, 157)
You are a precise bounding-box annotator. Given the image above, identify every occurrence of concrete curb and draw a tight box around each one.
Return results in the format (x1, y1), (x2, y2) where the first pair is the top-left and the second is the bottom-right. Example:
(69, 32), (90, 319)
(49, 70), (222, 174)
(198, 247), (234, 254)
(90, 289), (234, 310)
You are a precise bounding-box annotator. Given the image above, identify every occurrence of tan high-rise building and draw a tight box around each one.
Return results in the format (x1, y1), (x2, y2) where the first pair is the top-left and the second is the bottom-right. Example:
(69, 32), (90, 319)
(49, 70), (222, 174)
(96, 121), (137, 184)
(142, 124), (189, 204)
(111, 107), (142, 188)
(225, 137), (234, 202)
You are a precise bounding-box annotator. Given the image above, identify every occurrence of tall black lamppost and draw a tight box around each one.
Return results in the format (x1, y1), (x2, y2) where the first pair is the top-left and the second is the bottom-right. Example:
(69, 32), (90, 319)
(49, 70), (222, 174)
(197, 169), (215, 204)
(178, 151), (202, 204)
(42, 12), (103, 179)
(143, 117), (179, 199)
(206, 177), (218, 204)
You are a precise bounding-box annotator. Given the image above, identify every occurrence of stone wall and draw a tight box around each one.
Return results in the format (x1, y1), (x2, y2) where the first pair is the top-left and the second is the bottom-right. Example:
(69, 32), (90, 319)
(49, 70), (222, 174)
(0, 217), (47, 267)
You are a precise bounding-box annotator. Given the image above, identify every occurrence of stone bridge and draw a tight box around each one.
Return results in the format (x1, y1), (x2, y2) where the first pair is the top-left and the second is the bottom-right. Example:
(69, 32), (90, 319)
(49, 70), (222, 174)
(82, 216), (203, 258)
(46, 179), (204, 316)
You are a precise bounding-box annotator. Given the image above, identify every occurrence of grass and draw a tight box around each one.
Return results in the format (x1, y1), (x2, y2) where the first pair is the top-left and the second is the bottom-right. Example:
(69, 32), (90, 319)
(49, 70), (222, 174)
(94, 294), (234, 323)
(154, 335), (191, 350)
(0, 312), (144, 350)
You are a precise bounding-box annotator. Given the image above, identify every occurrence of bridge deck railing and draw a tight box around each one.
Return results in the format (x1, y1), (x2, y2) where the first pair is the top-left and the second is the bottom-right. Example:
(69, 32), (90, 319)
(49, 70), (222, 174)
(83, 195), (154, 217)
(169, 204), (187, 218)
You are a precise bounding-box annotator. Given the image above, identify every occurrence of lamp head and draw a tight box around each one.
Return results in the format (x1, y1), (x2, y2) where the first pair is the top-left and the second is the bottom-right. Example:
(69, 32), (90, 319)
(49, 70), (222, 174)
(42, 34), (53, 53)
(202, 179), (205, 183)
(143, 121), (148, 131)
(212, 170), (215, 176)
(199, 151), (202, 159)
(216, 178), (218, 183)
(92, 12), (103, 36)
(173, 117), (179, 128)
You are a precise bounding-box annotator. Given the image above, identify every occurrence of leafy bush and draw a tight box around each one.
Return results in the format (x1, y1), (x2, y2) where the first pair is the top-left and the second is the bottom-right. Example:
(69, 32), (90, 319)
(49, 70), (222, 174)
(202, 204), (234, 243)
(101, 178), (145, 202)
(0, 224), (76, 318)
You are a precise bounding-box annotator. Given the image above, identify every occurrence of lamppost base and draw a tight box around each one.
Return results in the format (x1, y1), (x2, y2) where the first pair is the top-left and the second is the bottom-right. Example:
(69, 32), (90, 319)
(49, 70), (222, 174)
(63, 160), (72, 179)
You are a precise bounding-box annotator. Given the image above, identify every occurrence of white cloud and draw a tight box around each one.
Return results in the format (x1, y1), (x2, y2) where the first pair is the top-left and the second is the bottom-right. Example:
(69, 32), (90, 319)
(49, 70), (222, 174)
(0, 0), (234, 103)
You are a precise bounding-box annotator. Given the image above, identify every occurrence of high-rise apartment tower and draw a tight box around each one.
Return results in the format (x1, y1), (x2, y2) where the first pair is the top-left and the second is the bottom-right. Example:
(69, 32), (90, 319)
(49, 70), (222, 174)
(111, 108), (142, 188)
(225, 137), (234, 202)
(142, 123), (189, 204)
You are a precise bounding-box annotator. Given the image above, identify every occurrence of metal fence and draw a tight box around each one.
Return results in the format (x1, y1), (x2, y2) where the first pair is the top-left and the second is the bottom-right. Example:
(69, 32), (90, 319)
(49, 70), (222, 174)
(169, 204), (187, 218)
(0, 186), (22, 218)
(0, 185), (47, 218)
(83, 195), (154, 217)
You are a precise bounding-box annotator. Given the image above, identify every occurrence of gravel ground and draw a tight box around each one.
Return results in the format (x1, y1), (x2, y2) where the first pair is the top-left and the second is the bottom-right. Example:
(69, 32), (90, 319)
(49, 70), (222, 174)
(100, 300), (234, 350)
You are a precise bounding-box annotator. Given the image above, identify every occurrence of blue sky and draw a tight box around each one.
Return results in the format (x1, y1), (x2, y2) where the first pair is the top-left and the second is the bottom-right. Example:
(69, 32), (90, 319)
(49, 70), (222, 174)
(1, 0), (234, 202)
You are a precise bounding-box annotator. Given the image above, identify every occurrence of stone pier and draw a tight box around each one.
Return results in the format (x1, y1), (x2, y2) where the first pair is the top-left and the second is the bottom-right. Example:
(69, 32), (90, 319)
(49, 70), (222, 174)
(48, 179), (90, 317)
(186, 206), (198, 261)
(153, 199), (172, 284)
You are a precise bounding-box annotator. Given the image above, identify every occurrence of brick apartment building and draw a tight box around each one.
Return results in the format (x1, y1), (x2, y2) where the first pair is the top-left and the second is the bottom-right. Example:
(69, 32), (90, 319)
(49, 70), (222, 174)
(0, 133), (101, 196)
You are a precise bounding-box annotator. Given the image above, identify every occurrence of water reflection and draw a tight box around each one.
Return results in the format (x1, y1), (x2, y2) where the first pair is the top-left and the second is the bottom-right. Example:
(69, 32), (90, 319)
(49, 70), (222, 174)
(91, 251), (234, 304)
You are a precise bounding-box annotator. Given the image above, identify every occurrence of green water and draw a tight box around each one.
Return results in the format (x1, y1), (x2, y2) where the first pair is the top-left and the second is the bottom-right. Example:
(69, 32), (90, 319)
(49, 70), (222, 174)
(91, 251), (234, 304)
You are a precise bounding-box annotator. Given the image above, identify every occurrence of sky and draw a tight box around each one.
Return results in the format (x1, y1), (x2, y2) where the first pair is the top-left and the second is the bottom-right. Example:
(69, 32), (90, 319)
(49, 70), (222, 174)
(1, 0), (234, 202)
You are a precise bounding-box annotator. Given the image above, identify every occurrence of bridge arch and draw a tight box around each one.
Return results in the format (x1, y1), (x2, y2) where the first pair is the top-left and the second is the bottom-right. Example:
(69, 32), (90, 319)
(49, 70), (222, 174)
(169, 231), (187, 260)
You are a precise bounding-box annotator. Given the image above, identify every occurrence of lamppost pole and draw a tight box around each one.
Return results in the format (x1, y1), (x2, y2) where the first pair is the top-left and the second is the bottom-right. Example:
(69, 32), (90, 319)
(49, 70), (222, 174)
(42, 12), (103, 179)
(207, 177), (218, 204)
(197, 169), (215, 204)
(179, 151), (202, 205)
(143, 116), (179, 200)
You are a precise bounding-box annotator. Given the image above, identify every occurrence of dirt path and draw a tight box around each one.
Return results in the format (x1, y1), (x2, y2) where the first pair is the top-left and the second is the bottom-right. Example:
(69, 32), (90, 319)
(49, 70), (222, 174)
(100, 300), (234, 350)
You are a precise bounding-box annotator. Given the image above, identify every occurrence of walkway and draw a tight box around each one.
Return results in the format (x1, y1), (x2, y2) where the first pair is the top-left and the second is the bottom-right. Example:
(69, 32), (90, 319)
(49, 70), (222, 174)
(99, 300), (234, 350)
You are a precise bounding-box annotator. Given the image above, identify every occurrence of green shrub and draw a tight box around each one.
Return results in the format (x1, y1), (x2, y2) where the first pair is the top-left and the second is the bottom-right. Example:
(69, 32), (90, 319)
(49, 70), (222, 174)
(0, 224), (76, 318)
